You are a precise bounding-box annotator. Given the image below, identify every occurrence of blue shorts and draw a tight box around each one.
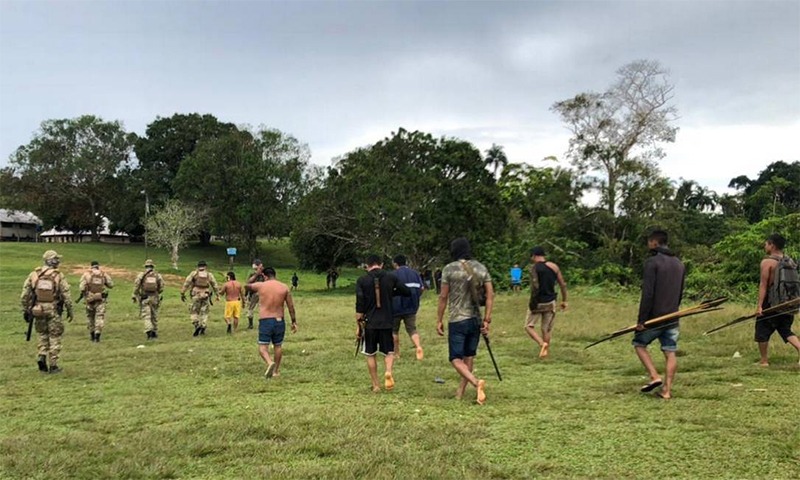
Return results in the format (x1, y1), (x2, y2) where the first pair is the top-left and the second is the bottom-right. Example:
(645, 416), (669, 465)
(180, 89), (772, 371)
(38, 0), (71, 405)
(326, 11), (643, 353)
(448, 317), (481, 362)
(632, 325), (679, 352)
(258, 318), (285, 346)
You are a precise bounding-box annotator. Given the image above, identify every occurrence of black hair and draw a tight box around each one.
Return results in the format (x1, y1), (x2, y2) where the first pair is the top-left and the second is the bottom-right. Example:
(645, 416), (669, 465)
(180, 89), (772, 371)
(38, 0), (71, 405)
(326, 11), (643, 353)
(393, 254), (407, 266)
(263, 267), (277, 278)
(366, 254), (382, 266)
(227, 271), (236, 281)
(648, 230), (669, 246)
(766, 233), (786, 250)
(450, 237), (472, 261)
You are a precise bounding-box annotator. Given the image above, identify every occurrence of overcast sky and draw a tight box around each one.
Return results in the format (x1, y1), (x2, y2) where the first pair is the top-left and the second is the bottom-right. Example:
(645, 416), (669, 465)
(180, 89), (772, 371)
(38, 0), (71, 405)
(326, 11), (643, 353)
(1, 0), (798, 194)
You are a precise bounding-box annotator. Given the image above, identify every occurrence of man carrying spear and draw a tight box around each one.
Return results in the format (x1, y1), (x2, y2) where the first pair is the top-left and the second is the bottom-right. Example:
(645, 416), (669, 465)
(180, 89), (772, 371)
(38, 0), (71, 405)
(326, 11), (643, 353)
(633, 230), (685, 399)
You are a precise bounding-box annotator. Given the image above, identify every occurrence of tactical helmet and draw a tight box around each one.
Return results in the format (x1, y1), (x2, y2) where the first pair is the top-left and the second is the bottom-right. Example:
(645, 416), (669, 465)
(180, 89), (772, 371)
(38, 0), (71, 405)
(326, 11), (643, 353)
(144, 259), (155, 268)
(197, 260), (207, 267)
(43, 250), (62, 261)
(91, 260), (100, 267)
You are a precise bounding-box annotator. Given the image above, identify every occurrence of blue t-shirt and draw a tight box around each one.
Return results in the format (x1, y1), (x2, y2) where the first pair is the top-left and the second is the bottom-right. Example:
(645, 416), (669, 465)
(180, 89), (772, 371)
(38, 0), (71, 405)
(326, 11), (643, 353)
(392, 266), (423, 316)
(510, 267), (522, 284)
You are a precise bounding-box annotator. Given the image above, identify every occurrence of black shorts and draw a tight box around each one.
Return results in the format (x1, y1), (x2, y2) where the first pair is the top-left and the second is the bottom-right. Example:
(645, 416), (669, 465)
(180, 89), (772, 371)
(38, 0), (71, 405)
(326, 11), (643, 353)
(754, 313), (796, 343)
(363, 328), (394, 356)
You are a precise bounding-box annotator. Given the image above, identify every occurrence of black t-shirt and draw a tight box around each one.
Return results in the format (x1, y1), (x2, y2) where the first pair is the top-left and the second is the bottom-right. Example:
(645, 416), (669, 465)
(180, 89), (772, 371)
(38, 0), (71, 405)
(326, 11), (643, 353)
(356, 269), (411, 329)
(533, 262), (558, 303)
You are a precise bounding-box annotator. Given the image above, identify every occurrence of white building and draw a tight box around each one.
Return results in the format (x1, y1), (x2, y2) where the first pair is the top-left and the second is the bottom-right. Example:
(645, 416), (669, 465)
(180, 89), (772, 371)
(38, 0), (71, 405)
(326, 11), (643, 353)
(40, 217), (130, 244)
(0, 209), (41, 241)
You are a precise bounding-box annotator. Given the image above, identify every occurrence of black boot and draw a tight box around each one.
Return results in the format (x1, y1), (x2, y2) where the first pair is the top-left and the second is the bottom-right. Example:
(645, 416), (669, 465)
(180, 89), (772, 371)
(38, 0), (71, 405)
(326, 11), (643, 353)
(90, 332), (96, 342)
(94, 333), (101, 343)
(248, 317), (253, 329)
(49, 365), (62, 374)
(193, 326), (201, 337)
(227, 324), (232, 335)
(37, 355), (47, 372)
(152, 331), (158, 339)
(200, 327), (206, 335)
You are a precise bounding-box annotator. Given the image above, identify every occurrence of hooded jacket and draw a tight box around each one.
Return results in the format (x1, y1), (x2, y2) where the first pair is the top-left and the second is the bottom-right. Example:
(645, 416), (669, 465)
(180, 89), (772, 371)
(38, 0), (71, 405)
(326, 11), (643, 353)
(638, 247), (686, 324)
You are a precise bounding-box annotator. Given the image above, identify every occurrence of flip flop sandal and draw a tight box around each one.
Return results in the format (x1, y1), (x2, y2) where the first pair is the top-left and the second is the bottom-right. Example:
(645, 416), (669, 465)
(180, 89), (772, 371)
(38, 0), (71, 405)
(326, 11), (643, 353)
(640, 380), (663, 392)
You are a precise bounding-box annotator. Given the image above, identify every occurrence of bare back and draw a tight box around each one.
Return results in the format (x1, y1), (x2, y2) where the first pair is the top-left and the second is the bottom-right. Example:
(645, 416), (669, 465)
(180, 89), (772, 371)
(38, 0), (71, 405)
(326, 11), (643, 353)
(222, 280), (242, 301)
(250, 279), (292, 319)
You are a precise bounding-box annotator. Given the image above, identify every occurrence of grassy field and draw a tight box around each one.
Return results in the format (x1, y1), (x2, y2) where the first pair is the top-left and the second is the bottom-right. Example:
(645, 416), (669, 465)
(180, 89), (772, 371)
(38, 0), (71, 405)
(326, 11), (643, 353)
(1, 242), (798, 479)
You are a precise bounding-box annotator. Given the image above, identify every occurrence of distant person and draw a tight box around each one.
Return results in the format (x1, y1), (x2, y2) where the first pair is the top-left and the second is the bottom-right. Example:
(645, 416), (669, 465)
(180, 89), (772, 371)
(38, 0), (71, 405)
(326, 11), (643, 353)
(20, 250), (74, 374)
(330, 268), (339, 289)
(78, 260), (114, 342)
(423, 269), (433, 290)
(510, 263), (523, 292)
(247, 266), (297, 378)
(755, 233), (800, 366)
(132, 259), (164, 340)
(246, 259), (266, 329)
(524, 247), (568, 359)
(391, 255), (425, 360)
(219, 271), (245, 334)
(633, 230), (685, 400)
(436, 238), (493, 405)
(356, 255), (411, 392)
(181, 260), (219, 337)
(291, 272), (299, 291)
(434, 269), (442, 294)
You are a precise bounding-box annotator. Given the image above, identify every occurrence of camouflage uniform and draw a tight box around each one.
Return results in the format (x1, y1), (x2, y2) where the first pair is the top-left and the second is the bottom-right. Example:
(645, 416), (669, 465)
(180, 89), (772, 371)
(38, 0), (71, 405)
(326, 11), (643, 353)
(79, 262), (114, 341)
(181, 262), (219, 335)
(246, 265), (265, 329)
(132, 259), (165, 340)
(20, 250), (73, 373)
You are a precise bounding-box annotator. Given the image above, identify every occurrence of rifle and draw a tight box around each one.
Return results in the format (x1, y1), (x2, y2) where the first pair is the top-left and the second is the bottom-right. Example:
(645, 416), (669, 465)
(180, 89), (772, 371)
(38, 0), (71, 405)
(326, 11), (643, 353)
(482, 334), (502, 381)
(24, 310), (34, 341)
(355, 319), (365, 357)
(704, 297), (800, 335)
(585, 297), (728, 349)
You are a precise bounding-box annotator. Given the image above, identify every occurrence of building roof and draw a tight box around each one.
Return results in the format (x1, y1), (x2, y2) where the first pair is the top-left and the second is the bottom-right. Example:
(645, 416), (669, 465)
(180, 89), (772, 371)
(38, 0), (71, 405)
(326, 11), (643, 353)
(0, 209), (42, 225)
(40, 216), (129, 237)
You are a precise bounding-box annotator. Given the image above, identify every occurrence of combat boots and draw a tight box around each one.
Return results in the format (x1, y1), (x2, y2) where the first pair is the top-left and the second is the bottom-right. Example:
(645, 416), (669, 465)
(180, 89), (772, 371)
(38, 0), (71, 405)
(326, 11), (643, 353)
(49, 365), (61, 374)
(94, 333), (101, 343)
(248, 317), (253, 329)
(37, 355), (47, 372)
(90, 332), (96, 342)
(227, 324), (232, 335)
(193, 326), (201, 337)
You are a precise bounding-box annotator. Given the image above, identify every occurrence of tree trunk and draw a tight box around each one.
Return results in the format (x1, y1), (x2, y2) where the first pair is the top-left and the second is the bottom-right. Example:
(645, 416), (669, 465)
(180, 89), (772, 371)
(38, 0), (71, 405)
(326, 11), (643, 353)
(171, 244), (180, 270)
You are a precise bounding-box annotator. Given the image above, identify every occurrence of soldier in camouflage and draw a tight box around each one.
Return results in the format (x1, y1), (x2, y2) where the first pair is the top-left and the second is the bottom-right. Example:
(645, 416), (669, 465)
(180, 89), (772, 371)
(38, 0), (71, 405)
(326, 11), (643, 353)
(20, 250), (74, 374)
(245, 259), (265, 329)
(181, 260), (219, 336)
(132, 259), (165, 340)
(79, 260), (114, 342)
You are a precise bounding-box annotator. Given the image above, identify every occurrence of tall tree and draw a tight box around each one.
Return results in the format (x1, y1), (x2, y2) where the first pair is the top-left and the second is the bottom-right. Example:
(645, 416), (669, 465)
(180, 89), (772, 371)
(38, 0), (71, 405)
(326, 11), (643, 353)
(728, 161), (800, 222)
(0, 116), (135, 240)
(552, 60), (678, 216)
(497, 162), (583, 223)
(135, 113), (238, 202)
(290, 128), (508, 269)
(484, 144), (508, 178)
(173, 128), (311, 256)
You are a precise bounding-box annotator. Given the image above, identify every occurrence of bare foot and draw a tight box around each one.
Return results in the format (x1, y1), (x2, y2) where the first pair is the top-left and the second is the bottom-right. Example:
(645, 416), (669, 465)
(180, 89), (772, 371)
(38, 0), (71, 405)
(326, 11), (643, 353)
(371, 385), (381, 393)
(455, 384), (466, 400)
(539, 342), (549, 359)
(384, 372), (395, 391)
(416, 346), (424, 361)
(755, 361), (770, 367)
(655, 392), (672, 400)
(264, 362), (276, 379)
(476, 379), (487, 405)
(272, 372), (281, 378)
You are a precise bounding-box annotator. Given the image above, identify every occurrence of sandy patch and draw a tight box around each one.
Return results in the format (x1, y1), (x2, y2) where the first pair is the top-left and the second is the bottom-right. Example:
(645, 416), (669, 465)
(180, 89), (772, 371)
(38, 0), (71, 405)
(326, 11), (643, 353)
(69, 265), (186, 287)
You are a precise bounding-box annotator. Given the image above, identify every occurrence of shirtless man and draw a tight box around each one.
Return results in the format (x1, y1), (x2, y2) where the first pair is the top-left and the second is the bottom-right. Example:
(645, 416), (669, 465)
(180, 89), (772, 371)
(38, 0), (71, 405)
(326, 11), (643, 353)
(219, 272), (245, 334)
(246, 266), (298, 378)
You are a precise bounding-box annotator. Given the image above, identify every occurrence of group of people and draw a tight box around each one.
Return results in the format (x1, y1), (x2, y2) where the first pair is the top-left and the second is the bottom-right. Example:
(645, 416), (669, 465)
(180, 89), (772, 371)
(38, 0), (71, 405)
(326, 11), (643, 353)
(18, 231), (799, 405)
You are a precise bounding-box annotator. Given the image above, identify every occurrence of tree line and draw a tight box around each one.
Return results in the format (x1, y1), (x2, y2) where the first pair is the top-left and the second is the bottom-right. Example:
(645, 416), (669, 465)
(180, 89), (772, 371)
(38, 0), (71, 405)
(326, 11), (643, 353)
(1, 60), (798, 296)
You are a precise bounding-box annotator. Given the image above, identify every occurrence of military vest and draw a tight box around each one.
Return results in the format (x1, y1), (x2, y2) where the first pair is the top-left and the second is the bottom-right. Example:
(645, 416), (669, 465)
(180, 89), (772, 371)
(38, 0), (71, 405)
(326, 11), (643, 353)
(194, 270), (210, 288)
(142, 272), (159, 294)
(88, 270), (106, 294)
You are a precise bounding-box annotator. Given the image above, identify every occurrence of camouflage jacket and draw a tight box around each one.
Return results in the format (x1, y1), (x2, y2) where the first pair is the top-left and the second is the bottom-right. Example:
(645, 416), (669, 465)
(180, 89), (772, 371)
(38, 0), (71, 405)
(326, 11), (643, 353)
(20, 266), (73, 317)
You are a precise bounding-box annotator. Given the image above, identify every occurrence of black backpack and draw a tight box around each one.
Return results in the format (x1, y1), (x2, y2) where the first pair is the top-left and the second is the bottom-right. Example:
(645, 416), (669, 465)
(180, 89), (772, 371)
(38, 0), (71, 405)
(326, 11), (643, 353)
(768, 255), (800, 307)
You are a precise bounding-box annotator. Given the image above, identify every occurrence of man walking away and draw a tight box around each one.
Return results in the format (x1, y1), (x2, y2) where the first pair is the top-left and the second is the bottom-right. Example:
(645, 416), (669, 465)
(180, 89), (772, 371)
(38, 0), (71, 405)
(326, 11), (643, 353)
(247, 266), (297, 378)
(524, 247), (568, 359)
(391, 254), (425, 360)
(510, 263), (522, 293)
(356, 255), (411, 392)
(291, 272), (299, 291)
(436, 238), (493, 405)
(755, 233), (800, 366)
(246, 259), (265, 329)
(79, 260), (114, 342)
(181, 260), (220, 336)
(132, 259), (164, 340)
(20, 250), (73, 374)
(633, 230), (685, 399)
(220, 272), (245, 334)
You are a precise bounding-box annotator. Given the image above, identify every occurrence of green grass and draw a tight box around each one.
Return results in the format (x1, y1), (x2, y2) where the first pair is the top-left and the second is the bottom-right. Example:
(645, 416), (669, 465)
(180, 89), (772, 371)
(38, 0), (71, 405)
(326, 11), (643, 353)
(1, 242), (799, 479)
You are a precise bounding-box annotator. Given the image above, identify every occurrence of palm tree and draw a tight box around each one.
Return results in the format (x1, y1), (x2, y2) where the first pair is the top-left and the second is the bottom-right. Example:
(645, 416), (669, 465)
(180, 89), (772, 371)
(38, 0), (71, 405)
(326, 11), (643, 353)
(484, 144), (508, 178)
